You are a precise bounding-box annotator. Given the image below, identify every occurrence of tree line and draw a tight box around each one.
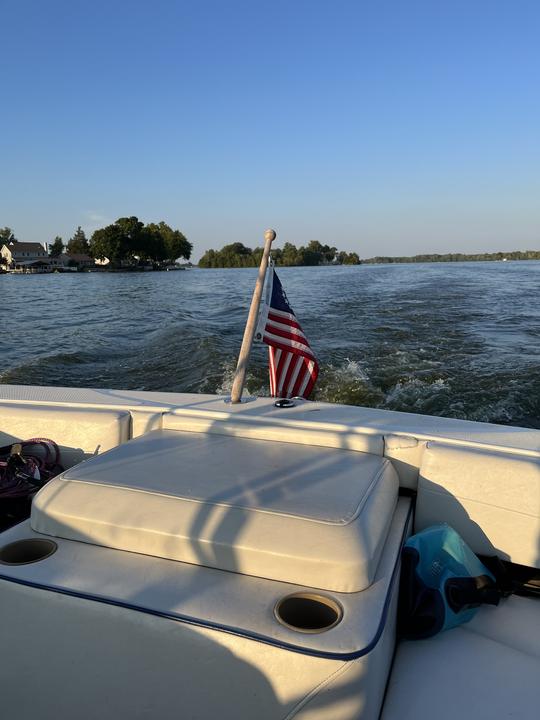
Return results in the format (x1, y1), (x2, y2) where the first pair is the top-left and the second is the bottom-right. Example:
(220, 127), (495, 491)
(362, 250), (540, 263)
(199, 240), (360, 268)
(1, 218), (192, 266)
(3, 223), (538, 268)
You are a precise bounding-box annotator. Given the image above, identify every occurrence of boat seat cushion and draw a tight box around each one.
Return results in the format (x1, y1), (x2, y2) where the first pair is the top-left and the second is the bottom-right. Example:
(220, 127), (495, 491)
(31, 428), (398, 591)
(0, 403), (131, 468)
(382, 595), (540, 719)
(415, 442), (540, 568)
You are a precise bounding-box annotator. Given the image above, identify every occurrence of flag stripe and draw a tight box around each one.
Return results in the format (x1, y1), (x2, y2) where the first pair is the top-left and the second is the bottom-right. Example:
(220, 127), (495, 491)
(282, 353), (300, 397)
(290, 358), (306, 397)
(265, 322), (308, 343)
(267, 307), (302, 324)
(262, 330), (315, 358)
(268, 347), (277, 396)
(267, 310), (304, 331)
(266, 318), (307, 340)
(287, 355), (304, 396)
(297, 359), (318, 397)
(263, 336), (315, 361)
(278, 351), (293, 395)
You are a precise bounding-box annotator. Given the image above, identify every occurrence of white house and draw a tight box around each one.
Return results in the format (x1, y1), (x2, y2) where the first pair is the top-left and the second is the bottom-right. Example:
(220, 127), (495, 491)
(1, 241), (48, 269)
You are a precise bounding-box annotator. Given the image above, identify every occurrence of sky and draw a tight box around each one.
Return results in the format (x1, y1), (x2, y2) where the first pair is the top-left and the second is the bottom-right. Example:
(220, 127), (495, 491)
(1, 0), (539, 260)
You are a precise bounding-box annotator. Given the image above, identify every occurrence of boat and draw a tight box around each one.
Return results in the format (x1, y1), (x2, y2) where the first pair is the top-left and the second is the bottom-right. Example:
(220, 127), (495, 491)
(0, 382), (538, 719)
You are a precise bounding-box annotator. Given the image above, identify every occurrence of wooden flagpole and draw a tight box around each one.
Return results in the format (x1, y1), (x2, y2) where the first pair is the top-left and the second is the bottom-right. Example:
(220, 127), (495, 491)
(230, 228), (276, 403)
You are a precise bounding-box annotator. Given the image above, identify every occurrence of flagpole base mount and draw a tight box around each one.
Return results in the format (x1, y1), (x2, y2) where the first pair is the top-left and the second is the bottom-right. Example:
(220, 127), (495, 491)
(274, 399), (296, 408)
(222, 395), (258, 405)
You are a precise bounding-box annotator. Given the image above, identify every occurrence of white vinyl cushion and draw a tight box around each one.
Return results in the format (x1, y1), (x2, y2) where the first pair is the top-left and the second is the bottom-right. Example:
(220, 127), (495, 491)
(415, 442), (540, 568)
(31, 428), (398, 592)
(0, 403), (131, 467)
(382, 595), (540, 719)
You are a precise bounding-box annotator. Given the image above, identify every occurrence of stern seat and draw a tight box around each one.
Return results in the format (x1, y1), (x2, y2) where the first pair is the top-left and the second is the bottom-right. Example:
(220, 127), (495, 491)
(382, 594), (540, 719)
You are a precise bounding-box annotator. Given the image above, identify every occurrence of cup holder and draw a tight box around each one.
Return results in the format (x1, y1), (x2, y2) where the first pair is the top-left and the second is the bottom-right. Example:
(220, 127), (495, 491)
(0, 539), (57, 565)
(274, 592), (343, 633)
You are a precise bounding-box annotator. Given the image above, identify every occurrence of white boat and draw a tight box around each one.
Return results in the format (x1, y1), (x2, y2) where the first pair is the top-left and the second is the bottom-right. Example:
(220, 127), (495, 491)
(0, 383), (538, 719)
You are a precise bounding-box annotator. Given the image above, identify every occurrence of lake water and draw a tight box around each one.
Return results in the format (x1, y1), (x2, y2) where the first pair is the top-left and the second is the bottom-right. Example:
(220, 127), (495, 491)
(1, 262), (539, 428)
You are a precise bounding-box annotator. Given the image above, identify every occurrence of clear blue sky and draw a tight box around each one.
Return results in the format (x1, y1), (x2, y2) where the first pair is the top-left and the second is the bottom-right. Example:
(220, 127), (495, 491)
(1, 0), (539, 259)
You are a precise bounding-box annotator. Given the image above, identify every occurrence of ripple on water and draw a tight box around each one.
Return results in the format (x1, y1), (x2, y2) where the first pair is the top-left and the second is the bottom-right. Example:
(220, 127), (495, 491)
(1, 263), (539, 427)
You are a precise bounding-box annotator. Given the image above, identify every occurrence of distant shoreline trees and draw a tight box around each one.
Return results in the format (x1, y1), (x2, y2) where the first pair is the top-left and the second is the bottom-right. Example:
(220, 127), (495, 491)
(89, 217), (192, 266)
(362, 250), (540, 263)
(198, 244), (540, 268)
(199, 241), (360, 268)
(1, 219), (192, 268)
(2, 220), (539, 268)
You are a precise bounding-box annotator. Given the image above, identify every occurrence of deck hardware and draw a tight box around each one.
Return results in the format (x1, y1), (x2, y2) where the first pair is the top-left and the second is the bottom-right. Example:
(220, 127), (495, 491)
(274, 398), (296, 408)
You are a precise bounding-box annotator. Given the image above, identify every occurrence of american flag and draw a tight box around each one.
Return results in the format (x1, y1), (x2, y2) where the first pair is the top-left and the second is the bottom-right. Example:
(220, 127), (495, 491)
(256, 264), (319, 398)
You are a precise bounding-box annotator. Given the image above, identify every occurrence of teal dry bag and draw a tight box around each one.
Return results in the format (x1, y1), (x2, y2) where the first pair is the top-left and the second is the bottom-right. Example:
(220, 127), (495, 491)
(398, 524), (501, 639)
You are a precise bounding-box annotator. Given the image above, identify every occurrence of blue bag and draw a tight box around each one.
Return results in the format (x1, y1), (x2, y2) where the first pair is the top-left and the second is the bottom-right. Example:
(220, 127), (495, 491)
(399, 524), (501, 639)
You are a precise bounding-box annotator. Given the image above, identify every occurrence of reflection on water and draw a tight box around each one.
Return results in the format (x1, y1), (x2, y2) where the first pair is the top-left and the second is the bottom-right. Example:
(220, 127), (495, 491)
(1, 261), (539, 428)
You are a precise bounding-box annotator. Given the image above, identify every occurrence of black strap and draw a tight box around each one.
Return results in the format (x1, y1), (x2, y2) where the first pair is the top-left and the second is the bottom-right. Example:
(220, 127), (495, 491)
(445, 574), (501, 613)
(479, 555), (540, 599)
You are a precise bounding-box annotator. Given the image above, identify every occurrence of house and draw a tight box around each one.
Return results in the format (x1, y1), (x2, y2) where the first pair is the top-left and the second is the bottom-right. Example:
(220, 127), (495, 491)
(47, 253), (71, 268)
(0, 243), (96, 272)
(1, 241), (48, 269)
(46, 253), (81, 271)
(46, 253), (95, 270)
(65, 253), (95, 269)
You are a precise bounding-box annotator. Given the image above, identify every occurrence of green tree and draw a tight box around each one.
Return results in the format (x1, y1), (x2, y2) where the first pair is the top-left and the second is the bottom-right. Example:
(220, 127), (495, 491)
(198, 249), (217, 268)
(0, 227), (16, 244)
(89, 218), (139, 264)
(307, 240), (337, 264)
(49, 236), (64, 257)
(199, 242), (254, 268)
(220, 243), (254, 267)
(135, 225), (167, 263)
(67, 226), (89, 254)
(90, 225), (124, 263)
(146, 222), (192, 263)
(89, 216), (191, 265)
(198, 241), (367, 268)
(281, 242), (300, 266)
(117, 218), (159, 262)
(295, 246), (320, 266)
(164, 226), (192, 263)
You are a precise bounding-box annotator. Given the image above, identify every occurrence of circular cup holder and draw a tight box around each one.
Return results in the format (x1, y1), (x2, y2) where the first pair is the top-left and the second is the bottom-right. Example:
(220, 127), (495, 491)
(0, 539), (57, 565)
(274, 593), (343, 633)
